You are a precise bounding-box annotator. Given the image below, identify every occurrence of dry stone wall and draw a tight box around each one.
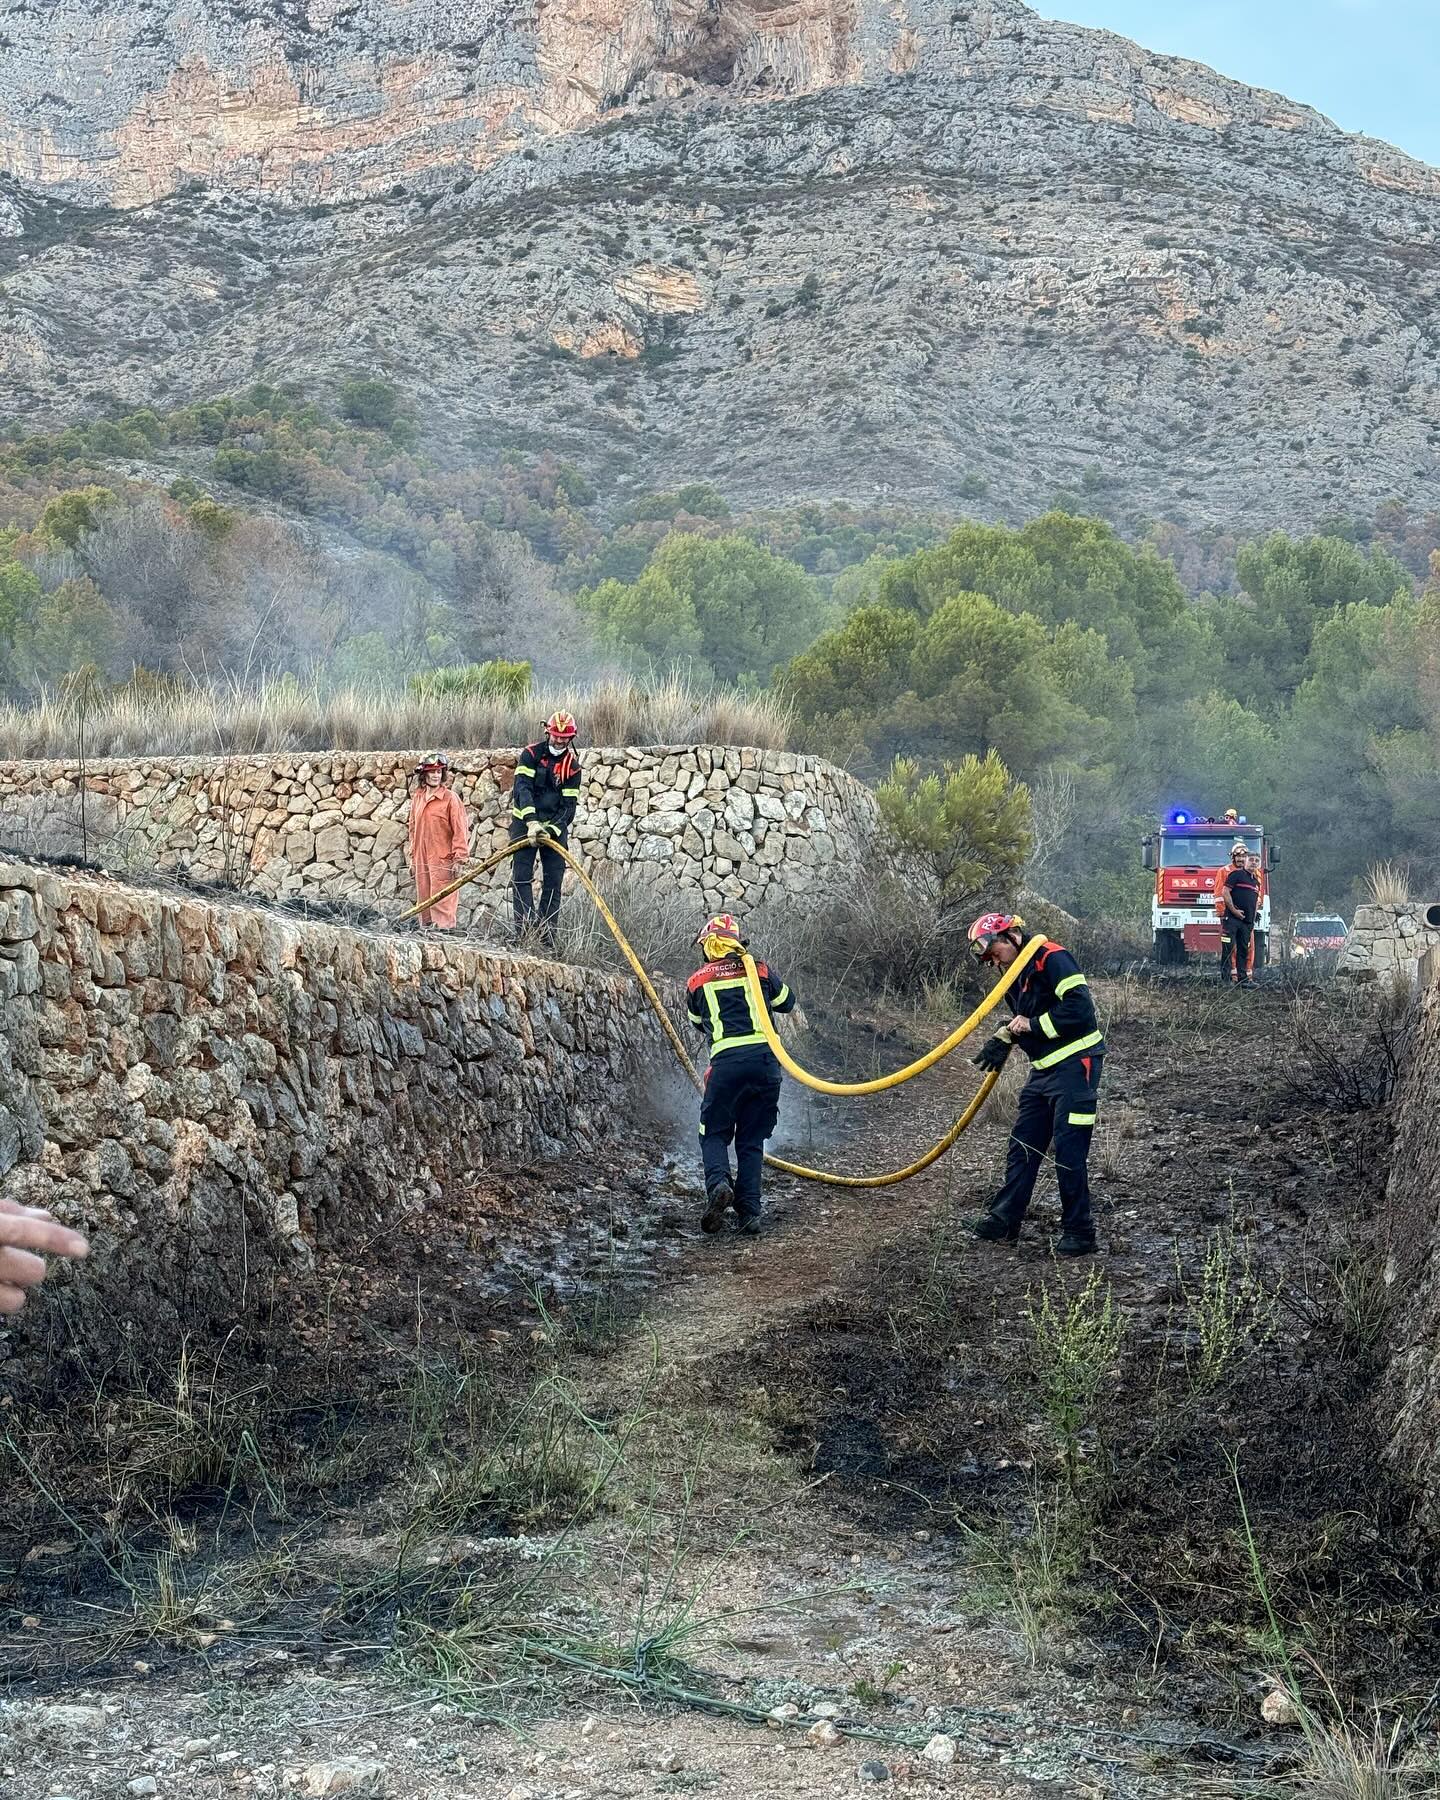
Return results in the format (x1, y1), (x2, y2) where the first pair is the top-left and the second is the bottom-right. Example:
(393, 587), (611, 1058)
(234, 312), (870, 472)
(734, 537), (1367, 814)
(1382, 951), (1440, 1535)
(0, 856), (659, 1370)
(0, 746), (882, 926)
(1338, 902), (1440, 984)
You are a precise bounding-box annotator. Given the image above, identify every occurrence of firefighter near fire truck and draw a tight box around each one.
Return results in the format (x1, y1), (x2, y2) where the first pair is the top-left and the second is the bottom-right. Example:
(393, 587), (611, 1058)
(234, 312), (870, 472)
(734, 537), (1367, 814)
(1143, 810), (1279, 967)
(686, 913), (797, 1237)
(967, 914), (1104, 1256)
(509, 711), (582, 946)
(1216, 840), (1262, 988)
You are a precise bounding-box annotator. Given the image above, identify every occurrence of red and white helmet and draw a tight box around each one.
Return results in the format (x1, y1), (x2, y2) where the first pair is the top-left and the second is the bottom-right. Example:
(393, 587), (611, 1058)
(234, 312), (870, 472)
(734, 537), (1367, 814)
(694, 912), (747, 951)
(967, 911), (1025, 962)
(415, 751), (450, 775)
(545, 709), (578, 741)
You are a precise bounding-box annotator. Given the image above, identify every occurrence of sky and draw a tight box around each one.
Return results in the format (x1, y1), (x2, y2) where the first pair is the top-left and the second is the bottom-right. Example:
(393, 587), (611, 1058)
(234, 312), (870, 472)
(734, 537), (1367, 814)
(1035, 1), (1440, 167)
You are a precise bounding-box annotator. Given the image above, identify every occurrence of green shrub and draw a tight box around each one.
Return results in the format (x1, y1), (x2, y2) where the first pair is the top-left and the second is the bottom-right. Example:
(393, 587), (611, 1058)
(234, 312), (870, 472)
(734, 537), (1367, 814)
(339, 377), (400, 429)
(408, 660), (534, 704)
(876, 750), (1032, 911)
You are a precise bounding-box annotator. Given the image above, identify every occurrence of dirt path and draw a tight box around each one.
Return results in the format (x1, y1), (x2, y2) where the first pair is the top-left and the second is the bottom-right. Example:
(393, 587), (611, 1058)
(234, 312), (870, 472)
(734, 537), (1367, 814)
(3, 977), (1406, 1800)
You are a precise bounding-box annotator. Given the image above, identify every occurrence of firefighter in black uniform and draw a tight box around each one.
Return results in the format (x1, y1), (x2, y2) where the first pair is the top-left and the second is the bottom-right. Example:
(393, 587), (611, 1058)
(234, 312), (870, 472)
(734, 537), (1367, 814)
(1215, 840), (1260, 989)
(509, 709), (582, 945)
(686, 912), (797, 1237)
(966, 912), (1105, 1256)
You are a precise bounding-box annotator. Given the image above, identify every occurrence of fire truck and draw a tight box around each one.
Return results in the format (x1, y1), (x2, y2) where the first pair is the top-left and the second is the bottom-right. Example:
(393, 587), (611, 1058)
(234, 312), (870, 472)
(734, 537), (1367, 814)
(1142, 811), (1279, 966)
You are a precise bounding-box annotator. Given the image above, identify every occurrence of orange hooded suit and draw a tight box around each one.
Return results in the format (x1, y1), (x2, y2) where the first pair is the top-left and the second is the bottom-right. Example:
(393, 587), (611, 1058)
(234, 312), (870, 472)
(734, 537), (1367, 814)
(407, 782), (470, 928)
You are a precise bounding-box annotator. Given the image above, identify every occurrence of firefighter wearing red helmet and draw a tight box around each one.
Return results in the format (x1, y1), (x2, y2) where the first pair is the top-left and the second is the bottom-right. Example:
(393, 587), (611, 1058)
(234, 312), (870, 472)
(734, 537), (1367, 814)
(509, 710), (582, 947)
(685, 913), (797, 1236)
(966, 912), (1105, 1255)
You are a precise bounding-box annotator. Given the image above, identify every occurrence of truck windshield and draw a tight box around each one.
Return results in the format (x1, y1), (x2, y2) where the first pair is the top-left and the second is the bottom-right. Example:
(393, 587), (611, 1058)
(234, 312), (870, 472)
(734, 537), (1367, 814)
(1296, 918), (1346, 937)
(1160, 833), (1262, 867)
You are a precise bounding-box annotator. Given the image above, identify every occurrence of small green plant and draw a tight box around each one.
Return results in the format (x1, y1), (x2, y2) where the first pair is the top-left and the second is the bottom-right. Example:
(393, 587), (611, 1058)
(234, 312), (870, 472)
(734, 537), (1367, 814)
(1175, 1218), (1278, 1394)
(414, 1373), (621, 1535)
(1024, 1270), (1125, 1492)
(849, 1658), (905, 1706)
(1331, 1246), (1391, 1360)
(957, 1486), (1084, 1667)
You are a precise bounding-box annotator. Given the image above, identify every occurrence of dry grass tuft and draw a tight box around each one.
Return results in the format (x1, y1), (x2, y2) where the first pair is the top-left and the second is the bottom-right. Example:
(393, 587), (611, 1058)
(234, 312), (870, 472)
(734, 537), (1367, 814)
(1223, 1706), (1440, 1800)
(0, 672), (793, 761)
(1365, 861), (1412, 908)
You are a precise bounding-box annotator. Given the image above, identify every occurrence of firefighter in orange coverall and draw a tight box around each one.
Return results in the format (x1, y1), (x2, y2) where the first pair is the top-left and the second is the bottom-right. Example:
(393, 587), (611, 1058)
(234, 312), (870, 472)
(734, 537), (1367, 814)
(407, 752), (470, 929)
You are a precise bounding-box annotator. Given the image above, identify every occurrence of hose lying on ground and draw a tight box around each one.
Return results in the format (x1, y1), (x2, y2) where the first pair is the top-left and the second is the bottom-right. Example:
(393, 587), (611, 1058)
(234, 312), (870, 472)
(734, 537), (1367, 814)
(395, 840), (1036, 1187)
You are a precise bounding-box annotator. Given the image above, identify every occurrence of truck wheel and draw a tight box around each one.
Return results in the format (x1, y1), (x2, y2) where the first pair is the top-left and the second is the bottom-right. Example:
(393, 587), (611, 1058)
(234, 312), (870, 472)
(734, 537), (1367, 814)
(1154, 929), (1185, 966)
(1253, 930), (1268, 968)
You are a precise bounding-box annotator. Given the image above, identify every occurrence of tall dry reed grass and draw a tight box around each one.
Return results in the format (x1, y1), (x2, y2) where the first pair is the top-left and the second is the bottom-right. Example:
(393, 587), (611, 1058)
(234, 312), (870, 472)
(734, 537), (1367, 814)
(1364, 860), (1412, 908)
(0, 673), (794, 761)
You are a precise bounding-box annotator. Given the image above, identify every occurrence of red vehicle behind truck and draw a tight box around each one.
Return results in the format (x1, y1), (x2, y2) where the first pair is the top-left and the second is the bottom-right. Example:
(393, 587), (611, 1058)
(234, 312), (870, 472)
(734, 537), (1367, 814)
(1142, 812), (1279, 966)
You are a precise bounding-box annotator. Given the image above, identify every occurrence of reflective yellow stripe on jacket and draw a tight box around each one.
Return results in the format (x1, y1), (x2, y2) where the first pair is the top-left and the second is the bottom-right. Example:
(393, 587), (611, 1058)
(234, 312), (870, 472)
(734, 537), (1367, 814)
(1033, 1028), (1104, 1071)
(701, 976), (769, 1054)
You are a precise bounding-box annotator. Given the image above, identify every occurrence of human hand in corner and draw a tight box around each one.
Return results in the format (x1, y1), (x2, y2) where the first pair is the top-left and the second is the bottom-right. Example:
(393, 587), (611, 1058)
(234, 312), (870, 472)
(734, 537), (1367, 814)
(0, 1198), (89, 1315)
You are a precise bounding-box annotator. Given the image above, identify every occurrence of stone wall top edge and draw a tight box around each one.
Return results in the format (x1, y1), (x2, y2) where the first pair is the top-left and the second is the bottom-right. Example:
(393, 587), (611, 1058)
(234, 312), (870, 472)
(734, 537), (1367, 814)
(0, 856), (637, 998)
(0, 743), (863, 780)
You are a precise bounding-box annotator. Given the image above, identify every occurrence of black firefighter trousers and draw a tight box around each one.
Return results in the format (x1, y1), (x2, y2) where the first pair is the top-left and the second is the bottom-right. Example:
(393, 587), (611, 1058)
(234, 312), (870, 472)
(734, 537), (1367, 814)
(1219, 914), (1254, 983)
(510, 821), (567, 940)
(700, 1047), (781, 1220)
(985, 1052), (1104, 1243)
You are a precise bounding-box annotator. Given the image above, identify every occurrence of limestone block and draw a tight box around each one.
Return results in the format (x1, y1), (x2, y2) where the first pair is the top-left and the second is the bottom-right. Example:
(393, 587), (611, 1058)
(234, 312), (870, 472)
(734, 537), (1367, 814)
(0, 890), (39, 940)
(643, 810), (687, 836)
(315, 824), (349, 864)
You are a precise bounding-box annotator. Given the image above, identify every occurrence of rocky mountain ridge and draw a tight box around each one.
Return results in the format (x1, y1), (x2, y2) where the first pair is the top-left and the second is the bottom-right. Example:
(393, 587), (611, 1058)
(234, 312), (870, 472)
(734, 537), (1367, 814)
(2, 0), (1438, 526)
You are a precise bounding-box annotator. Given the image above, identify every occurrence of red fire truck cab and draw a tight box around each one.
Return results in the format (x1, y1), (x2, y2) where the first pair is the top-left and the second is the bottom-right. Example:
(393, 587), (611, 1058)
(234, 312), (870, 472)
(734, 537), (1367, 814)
(1142, 812), (1279, 966)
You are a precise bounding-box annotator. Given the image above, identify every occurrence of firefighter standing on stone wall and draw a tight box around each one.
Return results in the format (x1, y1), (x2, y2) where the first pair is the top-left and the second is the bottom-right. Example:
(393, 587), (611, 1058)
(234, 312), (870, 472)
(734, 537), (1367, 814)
(967, 913), (1105, 1257)
(686, 912), (797, 1238)
(510, 711), (582, 947)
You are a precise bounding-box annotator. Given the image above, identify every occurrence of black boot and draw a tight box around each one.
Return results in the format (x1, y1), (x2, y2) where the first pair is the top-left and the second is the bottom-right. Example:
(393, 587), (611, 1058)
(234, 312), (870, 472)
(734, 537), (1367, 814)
(736, 1210), (763, 1238)
(1056, 1232), (1098, 1257)
(701, 1181), (734, 1235)
(970, 1215), (1021, 1244)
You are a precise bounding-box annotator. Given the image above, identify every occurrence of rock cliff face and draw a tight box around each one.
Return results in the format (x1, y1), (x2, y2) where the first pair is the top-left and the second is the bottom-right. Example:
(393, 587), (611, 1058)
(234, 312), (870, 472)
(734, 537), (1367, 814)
(0, 0), (917, 206)
(2, 0), (1439, 524)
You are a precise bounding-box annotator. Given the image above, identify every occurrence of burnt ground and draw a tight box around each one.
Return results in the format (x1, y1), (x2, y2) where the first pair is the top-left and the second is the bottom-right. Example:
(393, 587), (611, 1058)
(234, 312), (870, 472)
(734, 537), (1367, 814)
(1, 974), (1435, 1799)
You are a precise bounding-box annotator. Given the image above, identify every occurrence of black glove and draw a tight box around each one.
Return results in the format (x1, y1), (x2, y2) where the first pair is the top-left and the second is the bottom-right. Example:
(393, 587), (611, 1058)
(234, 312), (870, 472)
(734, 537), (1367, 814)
(972, 1034), (1013, 1073)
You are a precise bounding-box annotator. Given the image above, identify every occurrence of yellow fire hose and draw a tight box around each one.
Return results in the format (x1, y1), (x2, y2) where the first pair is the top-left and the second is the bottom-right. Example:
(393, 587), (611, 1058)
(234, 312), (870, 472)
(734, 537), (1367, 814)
(396, 838), (1039, 1188)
